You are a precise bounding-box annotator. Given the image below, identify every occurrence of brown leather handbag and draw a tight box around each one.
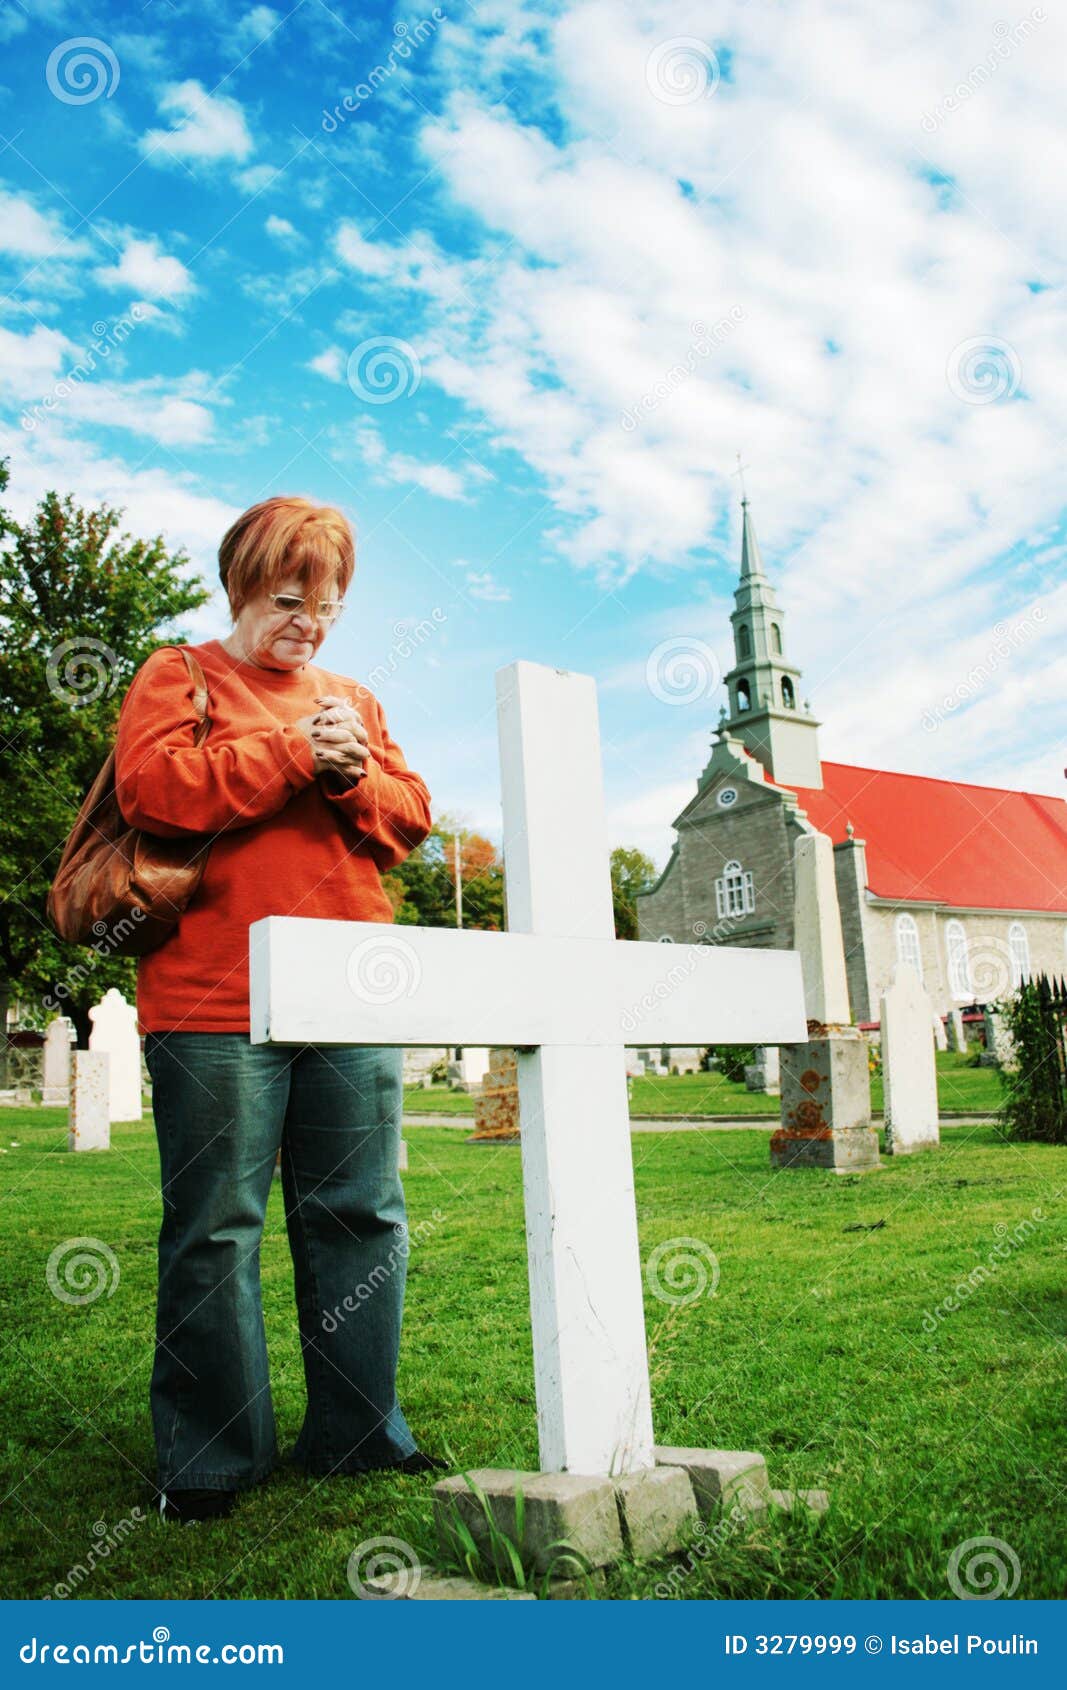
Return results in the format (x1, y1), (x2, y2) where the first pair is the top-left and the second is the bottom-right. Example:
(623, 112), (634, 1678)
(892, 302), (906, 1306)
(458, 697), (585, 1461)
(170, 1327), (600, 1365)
(46, 646), (212, 957)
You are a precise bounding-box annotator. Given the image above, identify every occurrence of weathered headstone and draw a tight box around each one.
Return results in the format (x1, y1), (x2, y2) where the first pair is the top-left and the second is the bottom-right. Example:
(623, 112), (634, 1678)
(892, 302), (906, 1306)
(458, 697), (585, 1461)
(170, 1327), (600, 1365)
(468, 1046), (520, 1143)
(447, 1047), (491, 1091)
(251, 659), (811, 1567)
(881, 964), (940, 1155)
(68, 1051), (110, 1151)
(945, 1007), (966, 1052)
(771, 833), (880, 1172)
(932, 1013), (948, 1051)
(42, 1017), (75, 1105)
(981, 1007), (1015, 1068)
(744, 1045), (780, 1094)
(88, 989), (142, 1122)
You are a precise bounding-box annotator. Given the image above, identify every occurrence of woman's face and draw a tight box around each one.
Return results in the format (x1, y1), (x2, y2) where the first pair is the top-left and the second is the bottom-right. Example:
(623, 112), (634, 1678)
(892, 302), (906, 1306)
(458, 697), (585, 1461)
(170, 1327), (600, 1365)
(230, 573), (342, 670)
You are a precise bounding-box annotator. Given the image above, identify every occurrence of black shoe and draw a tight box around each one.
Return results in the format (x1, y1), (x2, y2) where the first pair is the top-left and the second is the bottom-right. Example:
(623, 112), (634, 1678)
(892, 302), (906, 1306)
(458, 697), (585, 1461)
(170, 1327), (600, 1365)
(388, 1450), (450, 1475)
(157, 1487), (237, 1524)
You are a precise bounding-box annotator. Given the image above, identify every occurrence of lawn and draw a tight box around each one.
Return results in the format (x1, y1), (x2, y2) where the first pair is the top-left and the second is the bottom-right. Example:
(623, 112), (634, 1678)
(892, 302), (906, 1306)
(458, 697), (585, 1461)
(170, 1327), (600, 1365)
(403, 1050), (1003, 1118)
(1, 1104), (1063, 1600)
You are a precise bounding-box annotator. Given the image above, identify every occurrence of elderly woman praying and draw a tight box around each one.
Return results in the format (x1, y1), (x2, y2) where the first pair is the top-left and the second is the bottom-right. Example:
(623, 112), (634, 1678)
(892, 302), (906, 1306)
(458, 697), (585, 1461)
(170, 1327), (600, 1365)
(114, 495), (442, 1524)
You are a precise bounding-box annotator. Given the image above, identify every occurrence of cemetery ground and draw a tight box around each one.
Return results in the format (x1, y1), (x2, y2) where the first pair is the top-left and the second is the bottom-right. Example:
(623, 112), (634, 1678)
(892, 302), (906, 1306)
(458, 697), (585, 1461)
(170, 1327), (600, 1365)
(1, 1105), (1063, 1601)
(405, 1051), (1002, 1118)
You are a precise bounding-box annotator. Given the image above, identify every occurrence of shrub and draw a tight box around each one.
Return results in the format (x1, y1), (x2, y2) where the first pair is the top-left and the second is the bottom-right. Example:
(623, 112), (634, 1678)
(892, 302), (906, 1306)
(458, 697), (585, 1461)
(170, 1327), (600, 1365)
(997, 979), (1067, 1145)
(710, 1045), (756, 1085)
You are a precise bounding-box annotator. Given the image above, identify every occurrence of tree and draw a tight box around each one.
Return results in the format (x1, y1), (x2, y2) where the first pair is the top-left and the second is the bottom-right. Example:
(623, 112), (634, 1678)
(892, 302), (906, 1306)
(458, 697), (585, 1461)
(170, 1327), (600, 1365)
(0, 464), (210, 1045)
(611, 845), (657, 940)
(382, 813), (505, 931)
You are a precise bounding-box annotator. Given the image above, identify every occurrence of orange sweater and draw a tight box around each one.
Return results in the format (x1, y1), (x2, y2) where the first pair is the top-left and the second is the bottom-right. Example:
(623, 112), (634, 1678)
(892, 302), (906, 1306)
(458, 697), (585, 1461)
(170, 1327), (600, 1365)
(114, 639), (432, 1033)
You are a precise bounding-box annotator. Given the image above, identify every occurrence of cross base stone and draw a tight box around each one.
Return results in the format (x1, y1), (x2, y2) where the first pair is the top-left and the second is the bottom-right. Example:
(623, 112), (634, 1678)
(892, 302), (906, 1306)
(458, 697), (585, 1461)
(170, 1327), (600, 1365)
(433, 1448), (789, 1578)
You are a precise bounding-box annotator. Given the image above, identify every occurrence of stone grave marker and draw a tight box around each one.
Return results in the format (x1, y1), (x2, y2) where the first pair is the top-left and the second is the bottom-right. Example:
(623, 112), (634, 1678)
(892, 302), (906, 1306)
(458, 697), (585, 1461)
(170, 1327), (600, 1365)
(88, 989), (143, 1122)
(882, 964), (940, 1154)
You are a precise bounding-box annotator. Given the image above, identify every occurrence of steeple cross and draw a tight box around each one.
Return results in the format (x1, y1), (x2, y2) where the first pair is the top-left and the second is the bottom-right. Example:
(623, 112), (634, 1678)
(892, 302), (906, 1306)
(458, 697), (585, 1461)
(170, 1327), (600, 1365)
(732, 453), (751, 504)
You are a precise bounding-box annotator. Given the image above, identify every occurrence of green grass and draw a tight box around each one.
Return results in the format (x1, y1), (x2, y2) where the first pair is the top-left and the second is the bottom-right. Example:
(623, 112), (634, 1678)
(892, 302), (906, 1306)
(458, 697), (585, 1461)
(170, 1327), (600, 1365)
(404, 1051), (1003, 1118)
(1, 1105), (1063, 1599)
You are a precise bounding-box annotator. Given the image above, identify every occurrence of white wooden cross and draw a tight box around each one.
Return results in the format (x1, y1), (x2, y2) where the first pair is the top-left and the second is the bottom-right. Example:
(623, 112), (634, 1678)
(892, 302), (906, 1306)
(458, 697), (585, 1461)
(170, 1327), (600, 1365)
(250, 660), (806, 1476)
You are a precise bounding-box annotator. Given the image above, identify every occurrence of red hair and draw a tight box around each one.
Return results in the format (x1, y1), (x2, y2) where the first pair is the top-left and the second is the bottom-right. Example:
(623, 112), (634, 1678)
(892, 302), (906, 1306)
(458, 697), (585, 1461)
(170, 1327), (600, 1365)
(218, 496), (355, 615)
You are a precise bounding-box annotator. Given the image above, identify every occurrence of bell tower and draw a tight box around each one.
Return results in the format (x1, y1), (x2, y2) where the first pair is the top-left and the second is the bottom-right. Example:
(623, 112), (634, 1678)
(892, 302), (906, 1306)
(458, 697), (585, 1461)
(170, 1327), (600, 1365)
(722, 489), (823, 790)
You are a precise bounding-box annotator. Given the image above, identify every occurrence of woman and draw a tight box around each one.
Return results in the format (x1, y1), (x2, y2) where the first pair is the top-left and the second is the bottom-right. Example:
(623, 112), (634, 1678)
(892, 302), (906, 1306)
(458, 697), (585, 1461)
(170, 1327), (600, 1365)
(114, 495), (441, 1524)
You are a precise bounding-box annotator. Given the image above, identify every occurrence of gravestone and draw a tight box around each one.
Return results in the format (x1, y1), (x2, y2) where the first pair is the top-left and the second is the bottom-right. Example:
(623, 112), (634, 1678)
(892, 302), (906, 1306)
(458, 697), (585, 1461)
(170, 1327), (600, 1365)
(42, 1017), (75, 1105)
(945, 1007), (966, 1052)
(981, 1007), (1014, 1067)
(251, 659), (812, 1563)
(468, 1046), (520, 1143)
(88, 989), (142, 1122)
(771, 833), (879, 1172)
(744, 1045), (780, 1095)
(881, 964), (940, 1154)
(68, 1052), (110, 1151)
(447, 1047), (491, 1091)
(932, 1013), (948, 1052)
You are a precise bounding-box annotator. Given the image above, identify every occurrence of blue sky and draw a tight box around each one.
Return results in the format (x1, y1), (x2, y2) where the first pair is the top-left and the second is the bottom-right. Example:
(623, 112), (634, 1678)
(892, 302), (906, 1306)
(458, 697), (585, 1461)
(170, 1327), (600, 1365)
(1, 0), (1064, 868)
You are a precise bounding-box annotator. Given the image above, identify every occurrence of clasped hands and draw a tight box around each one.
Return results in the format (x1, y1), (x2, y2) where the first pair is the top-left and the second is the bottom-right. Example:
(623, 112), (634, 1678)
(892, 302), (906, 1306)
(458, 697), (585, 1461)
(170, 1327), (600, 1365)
(295, 694), (370, 787)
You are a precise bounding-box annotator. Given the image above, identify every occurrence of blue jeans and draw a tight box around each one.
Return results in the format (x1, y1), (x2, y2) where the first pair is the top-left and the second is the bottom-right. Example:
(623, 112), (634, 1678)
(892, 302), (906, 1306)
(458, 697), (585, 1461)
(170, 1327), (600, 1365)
(143, 1034), (418, 1491)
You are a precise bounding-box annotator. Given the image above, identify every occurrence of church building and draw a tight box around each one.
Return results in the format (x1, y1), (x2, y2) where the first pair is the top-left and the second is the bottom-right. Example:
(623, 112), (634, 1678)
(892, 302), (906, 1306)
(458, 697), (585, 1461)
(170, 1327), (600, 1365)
(635, 497), (1067, 1022)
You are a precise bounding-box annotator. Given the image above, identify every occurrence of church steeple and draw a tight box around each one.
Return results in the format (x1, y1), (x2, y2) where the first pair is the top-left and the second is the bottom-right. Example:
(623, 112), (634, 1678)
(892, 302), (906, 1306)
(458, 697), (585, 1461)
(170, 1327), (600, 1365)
(722, 492), (823, 790)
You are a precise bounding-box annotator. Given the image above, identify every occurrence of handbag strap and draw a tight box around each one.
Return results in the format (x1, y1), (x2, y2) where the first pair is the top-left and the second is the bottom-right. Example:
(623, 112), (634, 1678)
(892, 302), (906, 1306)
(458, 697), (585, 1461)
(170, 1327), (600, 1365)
(173, 645), (211, 746)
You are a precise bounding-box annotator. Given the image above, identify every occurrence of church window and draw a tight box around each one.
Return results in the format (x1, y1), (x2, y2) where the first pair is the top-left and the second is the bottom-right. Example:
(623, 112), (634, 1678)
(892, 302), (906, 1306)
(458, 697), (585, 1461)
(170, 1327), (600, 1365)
(945, 920), (972, 998)
(736, 679), (751, 713)
(738, 623), (751, 658)
(771, 623), (782, 653)
(781, 676), (796, 709)
(1009, 922), (1031, 988)
(715, 859), (755, 919)
(895, 912), (923, 981)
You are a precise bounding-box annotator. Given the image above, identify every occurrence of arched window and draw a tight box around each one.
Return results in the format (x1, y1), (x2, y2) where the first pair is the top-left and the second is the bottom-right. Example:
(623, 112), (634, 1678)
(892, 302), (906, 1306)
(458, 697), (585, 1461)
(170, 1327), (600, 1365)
(737, 623), (751, 658)
(781, 676), (796, 709)
(735, 679), (751, 713)
(945, 919), (972, 998)
(715, 859), (755, 919)
(895, 912), (923, 981)
(1009, 922), (1031, 988)
(771, 623), (782, 653)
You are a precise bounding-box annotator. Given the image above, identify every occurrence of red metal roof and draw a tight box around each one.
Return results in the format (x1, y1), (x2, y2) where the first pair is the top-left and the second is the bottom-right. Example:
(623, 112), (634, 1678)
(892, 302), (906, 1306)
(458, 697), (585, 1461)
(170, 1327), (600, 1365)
(782, 762), (1067, 912)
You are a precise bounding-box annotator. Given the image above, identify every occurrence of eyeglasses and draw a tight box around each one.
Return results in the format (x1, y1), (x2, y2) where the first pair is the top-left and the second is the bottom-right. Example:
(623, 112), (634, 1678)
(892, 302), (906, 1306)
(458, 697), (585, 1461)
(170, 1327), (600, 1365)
(267, 592), (344, 623)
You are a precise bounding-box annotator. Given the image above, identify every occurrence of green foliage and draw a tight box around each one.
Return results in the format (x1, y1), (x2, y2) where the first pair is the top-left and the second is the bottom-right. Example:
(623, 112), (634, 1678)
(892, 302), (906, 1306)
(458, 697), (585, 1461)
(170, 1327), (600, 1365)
(709, 1044), (756, 1084)
(0, 462), (210, 1038)
(383, 814), (504, 931)
(998, 978), (1067, 1145)
(610, 845), (656, 939)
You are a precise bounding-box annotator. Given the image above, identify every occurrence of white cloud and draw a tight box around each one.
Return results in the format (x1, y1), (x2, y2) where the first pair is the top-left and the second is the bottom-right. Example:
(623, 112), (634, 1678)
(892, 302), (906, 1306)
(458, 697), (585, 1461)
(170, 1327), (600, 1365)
(94, 236), (195, 301)
(139, 81), (254, 167)
(0, 189), (89, 260)
(465, 569), (512, 602)
(265, 214), (301, 245)
(308, 346), (344, 381)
